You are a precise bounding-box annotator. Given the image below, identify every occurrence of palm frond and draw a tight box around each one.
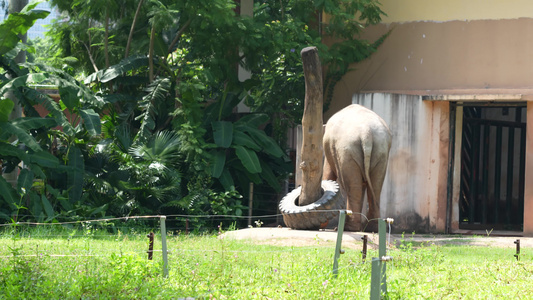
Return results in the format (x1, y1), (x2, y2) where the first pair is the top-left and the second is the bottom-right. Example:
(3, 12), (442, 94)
(130, 130), (182, 167)
(133, 78), (171, 145)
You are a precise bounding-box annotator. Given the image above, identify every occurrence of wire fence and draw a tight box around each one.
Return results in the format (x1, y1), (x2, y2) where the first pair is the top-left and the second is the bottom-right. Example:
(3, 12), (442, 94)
(0, 211), (400, 298)
(0, 211), (391, 256)
(4, 212), (529, 299)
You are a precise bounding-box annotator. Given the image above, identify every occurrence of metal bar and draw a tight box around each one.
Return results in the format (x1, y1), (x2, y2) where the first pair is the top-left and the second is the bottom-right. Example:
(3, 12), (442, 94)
(494, 125), (502, 224)
(454, 101), (527, 108)
(332, 210), (347, 277)
(506, 127), (515, 225)
(474, 123), (481, 224)
(482, 125), (490, 224)
(371, 219), (393, 299)
(379, 219), (386, 258)
(147, 232), (154, 260)
(469, 123), (480, 224)
(459, 118), (472, 225)
(160, 216), (169, 277)
(518, 108), (526, 226)
(370, 258), (381, 300)
(463, 117), (526, 129)
(379, 219), (390, 294)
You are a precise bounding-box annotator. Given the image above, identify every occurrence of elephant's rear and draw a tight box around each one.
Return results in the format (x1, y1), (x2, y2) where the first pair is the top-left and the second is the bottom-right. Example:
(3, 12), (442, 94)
(324, 104), (391, 168)
(323, 104), (391, 230)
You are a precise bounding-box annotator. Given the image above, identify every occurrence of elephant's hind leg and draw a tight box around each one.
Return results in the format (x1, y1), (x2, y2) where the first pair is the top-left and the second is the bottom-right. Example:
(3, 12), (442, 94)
(338, 160), (365, 232)
(322, 155), (337, 181)
(364, 158), (388, 232)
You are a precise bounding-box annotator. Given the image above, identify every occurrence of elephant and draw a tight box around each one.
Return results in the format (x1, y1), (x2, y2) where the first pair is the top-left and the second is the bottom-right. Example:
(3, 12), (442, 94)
(322, 104), (392, 232)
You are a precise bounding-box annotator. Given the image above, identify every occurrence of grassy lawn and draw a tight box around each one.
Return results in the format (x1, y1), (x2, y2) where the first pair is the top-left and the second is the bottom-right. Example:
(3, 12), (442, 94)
(0, 226), (532, 299)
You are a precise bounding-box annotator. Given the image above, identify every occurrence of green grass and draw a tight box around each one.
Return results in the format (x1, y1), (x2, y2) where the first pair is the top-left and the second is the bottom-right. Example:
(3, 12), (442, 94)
(0, 226), (532, 299)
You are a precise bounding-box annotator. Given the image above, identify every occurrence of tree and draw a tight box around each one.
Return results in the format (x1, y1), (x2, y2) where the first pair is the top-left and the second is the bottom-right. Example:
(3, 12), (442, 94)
(43, 0), (290, 221)
(46, 0), (386, 123)
(0, 0), (386, 224)
(0, 0), (101, 221)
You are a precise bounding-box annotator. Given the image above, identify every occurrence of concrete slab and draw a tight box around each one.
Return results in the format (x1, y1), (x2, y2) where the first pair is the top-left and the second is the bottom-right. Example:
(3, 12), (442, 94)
(221, 227), (533, 249)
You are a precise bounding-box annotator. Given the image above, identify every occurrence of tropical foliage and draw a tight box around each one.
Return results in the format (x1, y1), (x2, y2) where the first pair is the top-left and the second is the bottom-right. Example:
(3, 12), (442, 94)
(0, 0), (386, 225)
(0, 1), (106, 221)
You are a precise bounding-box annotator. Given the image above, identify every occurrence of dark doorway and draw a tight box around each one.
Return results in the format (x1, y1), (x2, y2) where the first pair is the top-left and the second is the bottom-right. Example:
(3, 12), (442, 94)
(459, 103), (526, 231)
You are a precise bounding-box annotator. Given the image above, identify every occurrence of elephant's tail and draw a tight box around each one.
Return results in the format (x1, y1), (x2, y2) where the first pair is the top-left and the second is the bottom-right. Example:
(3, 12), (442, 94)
(362, 135), (377, 204)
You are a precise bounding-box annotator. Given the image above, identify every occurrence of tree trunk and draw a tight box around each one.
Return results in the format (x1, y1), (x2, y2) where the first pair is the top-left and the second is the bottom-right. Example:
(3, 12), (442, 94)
(149, 24), (155, 83)
(104, 8), (110, 68)
(125, 0), (144, 59)
(298, 46), (324, 206)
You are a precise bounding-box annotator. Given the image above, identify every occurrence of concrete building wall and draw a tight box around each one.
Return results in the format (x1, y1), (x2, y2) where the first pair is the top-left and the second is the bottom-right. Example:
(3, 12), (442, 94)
(350, 93), (449, 232)
(378, 0), (533, 23)
(325, 1), (533, 120)
(320, 0), (533, 235)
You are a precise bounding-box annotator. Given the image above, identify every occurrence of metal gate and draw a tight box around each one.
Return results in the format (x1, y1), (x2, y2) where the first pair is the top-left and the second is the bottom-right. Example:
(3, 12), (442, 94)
(459, 104), (526, 231)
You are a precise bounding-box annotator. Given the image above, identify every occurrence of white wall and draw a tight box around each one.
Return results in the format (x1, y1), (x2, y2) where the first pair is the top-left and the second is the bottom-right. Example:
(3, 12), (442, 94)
(294, 93), (449, 232)
(352, 93), (447, 232)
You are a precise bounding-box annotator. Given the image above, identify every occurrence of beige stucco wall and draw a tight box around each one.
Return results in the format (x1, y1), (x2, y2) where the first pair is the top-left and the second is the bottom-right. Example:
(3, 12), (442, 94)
(325, 0), (533, 120)
(319, 1), (533, 234)
(378, 0), (533, 23)
(326, 18), (533, 120)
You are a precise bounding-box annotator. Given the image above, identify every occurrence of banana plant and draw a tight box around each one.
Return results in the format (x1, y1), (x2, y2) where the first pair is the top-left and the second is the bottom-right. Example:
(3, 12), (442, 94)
(204, 91), (288, 194)
(0, 1), (104, 221)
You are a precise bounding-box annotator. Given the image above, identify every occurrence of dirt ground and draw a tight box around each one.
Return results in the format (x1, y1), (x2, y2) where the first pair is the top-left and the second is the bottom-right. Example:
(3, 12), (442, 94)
(221, 227), (533, 250)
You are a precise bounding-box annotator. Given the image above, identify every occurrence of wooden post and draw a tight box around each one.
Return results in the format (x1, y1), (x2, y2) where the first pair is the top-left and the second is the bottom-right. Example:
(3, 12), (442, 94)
(147, 232), (154, 260)
(248, 182), (254, 227)
(299, 46), (324, 206)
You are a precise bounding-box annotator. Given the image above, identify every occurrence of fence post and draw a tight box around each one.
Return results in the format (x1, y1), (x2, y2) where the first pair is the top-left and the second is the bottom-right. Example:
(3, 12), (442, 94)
(370, 258), (382, 299)
(248, 182), (254, 227)
(160, 216), (169, 277)
(147, 232), (154, 260)
(514, 239), (520, 261)
(370, 218), (394, 300)
(361, 235), (368, 262)
(332, 210), (352, 277)
(378, 218), (387, 294)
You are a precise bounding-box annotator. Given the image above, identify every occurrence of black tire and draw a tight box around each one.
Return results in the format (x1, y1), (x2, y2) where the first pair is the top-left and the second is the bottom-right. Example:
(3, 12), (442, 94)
(279, 180), (345, 230)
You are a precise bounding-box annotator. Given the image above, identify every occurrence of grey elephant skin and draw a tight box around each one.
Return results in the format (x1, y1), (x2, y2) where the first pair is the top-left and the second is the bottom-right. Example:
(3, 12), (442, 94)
(323, 104), (392, 232)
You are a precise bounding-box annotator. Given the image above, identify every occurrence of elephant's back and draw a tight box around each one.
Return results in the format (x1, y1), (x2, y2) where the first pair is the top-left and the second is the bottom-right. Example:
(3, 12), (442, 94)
(324, 104), (390, 141)
(324, 104), (392, 168)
